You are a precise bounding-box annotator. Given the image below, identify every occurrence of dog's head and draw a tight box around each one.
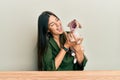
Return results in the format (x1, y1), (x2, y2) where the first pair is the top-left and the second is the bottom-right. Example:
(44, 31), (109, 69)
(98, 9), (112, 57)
(68, 19), (81, 31)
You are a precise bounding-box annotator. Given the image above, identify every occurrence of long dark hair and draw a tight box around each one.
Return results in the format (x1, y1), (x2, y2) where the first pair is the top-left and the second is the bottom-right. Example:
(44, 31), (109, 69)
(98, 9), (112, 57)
(37, 11), (66, 70)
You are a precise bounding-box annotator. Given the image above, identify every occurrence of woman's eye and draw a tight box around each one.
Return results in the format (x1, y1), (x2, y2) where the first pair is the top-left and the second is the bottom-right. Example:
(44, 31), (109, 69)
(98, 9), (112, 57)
(50, 23), (55, 27)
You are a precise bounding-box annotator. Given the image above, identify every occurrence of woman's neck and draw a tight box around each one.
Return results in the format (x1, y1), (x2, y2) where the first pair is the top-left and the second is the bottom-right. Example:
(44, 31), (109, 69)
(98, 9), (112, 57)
(53, 35), (61, 48)
(53, 35), (60, 41)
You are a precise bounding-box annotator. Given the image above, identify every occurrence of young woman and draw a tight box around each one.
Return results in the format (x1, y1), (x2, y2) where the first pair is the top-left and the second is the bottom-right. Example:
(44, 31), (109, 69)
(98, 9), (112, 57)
(37, 11), (87, 71)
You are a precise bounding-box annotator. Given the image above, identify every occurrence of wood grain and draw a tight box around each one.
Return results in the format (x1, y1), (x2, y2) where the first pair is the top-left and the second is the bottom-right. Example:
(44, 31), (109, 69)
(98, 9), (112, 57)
(0, 71), (120, 80)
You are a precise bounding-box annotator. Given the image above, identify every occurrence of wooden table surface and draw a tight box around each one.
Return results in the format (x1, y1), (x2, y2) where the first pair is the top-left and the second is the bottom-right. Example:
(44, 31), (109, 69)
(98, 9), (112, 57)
(0, 70), (120, 80)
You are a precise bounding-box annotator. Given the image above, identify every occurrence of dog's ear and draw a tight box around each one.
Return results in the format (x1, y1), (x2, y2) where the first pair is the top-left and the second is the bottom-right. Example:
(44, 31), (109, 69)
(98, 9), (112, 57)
(73, 19), (82, 29)
(67, 22), (71, 27)
(79, 23), (82, 28)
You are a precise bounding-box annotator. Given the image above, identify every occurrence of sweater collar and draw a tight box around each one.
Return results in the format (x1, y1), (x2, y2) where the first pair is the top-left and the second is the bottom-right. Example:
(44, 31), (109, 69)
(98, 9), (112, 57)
(49, 37), (60, 52)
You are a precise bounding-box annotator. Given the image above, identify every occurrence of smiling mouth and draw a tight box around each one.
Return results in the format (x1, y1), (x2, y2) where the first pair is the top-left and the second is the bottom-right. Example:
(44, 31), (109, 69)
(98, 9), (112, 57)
(57, 26), (62, 32)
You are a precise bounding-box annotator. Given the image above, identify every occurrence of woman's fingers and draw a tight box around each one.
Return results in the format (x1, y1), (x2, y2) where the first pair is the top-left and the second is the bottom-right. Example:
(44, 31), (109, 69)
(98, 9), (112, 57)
(80, 45), (85, 53)
(64, 32), (74, 44)
(64, 32), (69, 41)
(76, 37), (83, 45)
(68, 33), (76, 43)
(64, 32), (83, 47)
(68, 34), (75, 43)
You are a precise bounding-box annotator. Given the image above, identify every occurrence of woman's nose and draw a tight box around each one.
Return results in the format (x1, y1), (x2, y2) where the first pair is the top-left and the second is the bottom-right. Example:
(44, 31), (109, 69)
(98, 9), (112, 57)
(55, 21), (60, 27)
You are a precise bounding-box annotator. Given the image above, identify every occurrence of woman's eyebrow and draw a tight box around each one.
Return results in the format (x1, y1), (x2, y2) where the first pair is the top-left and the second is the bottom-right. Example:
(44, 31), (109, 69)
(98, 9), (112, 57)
(49, 22), (54, 26)
(48, 17), (57, 26)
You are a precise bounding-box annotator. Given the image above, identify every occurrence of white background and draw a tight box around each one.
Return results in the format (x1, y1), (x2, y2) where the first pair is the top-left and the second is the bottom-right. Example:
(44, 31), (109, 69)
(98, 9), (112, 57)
(0, 0), (120, 71)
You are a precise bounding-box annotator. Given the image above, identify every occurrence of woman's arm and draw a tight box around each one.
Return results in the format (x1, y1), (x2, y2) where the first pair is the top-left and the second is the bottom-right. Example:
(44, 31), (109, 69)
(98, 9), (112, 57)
(68, 31), (85, 64)
(73, 45), (84, 64)
(55, 32), (78, 69)
(43, 44), (68, 70)
(55, 44), (69, 69)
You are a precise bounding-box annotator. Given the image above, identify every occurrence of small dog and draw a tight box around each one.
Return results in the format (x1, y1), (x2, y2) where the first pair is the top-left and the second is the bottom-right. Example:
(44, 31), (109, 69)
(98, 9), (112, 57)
(67, 19), (83, 64)
(68, 19), (82, 44)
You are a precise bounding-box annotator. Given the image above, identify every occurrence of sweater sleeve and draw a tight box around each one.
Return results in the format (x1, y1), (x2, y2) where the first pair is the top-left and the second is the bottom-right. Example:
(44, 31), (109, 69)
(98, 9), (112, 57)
(42, 44), (56, 71)
(74, 55), (88, 70)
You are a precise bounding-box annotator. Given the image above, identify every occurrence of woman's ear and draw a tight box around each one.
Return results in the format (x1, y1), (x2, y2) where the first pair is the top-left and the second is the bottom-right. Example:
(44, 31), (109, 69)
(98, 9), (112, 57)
(48, 30), (50, 32)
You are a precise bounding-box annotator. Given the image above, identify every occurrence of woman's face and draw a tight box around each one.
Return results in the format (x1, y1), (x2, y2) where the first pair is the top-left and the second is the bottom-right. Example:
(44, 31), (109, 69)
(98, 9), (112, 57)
(48, 15), (63, 35)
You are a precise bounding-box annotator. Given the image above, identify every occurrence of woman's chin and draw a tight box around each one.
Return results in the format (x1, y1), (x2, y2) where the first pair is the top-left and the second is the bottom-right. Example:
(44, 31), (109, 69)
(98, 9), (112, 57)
(57, 31), (63, 34)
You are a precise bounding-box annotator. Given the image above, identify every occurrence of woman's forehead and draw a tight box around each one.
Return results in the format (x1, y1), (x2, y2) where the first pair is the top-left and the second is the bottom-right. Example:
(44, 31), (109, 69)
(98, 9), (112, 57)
(48, 15), (57, 24)
(49, 15), (56, 21)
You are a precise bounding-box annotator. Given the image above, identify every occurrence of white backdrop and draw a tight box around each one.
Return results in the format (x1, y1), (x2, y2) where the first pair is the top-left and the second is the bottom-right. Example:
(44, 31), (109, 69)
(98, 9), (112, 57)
(0, 0), (120, 71)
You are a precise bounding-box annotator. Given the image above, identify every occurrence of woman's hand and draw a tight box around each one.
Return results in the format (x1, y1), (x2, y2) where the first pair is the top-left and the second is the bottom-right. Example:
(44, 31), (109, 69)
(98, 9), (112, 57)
(64, 32), (84, 64)
(64, 32), (77, 48)
(72, 36), (85, 64)
(73, 37), (84, 53)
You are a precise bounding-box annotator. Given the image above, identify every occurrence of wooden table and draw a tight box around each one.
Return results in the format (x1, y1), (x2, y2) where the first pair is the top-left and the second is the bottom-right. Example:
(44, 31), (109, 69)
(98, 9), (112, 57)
(0, 71), (120, 80)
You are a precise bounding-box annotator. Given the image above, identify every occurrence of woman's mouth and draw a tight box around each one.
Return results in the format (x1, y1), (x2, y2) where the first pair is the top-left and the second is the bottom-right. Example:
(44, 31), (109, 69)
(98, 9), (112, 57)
(57, 26), (63, 32)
